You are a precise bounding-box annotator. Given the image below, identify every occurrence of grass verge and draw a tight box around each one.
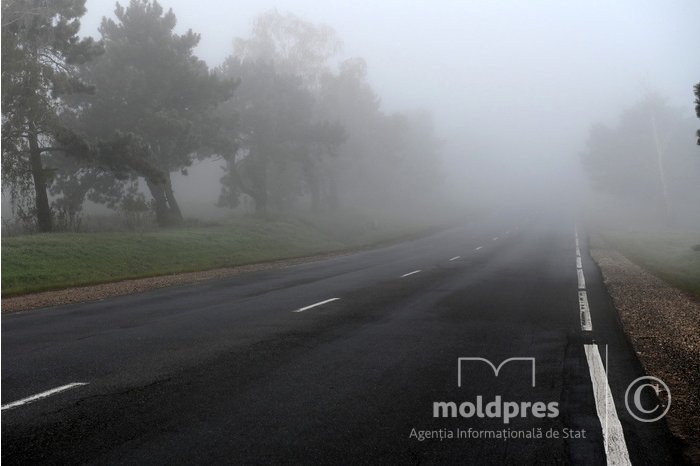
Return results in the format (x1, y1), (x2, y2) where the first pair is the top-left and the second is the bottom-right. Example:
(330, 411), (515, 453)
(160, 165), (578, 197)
(600, 228), (700, 296)
(2, 210), (453, 297)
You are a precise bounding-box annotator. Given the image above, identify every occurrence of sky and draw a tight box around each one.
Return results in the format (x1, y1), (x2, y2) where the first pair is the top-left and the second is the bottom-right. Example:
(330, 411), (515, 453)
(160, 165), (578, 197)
(79, 0), (700, 205)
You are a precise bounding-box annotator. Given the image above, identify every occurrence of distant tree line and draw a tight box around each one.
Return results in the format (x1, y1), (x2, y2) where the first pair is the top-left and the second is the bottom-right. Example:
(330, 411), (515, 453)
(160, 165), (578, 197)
(580, 92), (700, 224)
(1, 0), (442, 232)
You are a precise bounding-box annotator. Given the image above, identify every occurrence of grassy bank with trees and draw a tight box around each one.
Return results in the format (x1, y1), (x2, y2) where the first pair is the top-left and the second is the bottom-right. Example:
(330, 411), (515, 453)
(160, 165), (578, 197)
(1, 1), (453, 297)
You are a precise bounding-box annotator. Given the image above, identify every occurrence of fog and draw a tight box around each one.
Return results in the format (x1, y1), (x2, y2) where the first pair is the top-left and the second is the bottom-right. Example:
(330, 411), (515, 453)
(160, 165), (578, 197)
(3, 0), (699, 232)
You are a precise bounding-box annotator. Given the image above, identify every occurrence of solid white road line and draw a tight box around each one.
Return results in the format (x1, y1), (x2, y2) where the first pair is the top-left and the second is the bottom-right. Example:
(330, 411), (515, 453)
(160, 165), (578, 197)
(584, 345), (632, 466)
(449, 256), (461, 262)
(577, 269), (586, 290)
(1, 383), (88, 411)
(475, 246), (483, 251)
(576, 257), (583, 269)
(400, 270), (422, 278)
(292, 298), (340, 313)
(576, 247), (581, 257)
(578, 291), (593, 331)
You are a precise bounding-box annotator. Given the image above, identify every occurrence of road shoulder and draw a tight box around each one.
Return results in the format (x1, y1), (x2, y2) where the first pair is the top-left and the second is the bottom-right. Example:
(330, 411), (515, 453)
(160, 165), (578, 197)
(589, 240), (700, 463)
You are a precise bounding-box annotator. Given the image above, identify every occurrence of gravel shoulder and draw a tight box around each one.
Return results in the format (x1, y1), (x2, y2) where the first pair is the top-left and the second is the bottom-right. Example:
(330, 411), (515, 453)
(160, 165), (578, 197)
(590, 239), (700, 463)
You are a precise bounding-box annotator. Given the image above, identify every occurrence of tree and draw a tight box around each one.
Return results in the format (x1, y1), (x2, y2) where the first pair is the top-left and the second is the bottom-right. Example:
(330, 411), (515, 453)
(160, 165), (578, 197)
(217, 58), (315, 214)
(233, 10), (341, 89)
(220, 11), (442, 216)
(77, 0), (235, 226)
(1, 0), (102, 231)
(694, 82), (699, 145)
(299, 121), (345, 211)
(218, 13), (345, 214)
(316, 57), (443, 209)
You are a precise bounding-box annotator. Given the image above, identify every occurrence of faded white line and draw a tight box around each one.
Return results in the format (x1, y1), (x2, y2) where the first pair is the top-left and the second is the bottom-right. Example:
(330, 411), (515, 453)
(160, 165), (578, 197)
(400, 270), (422, 278)
(1, 383), (88, 411)
(475, 246), (483, 251)
(492, 236), (499, 241)
(584, 344), (632, 466)
(449, 256), (461, 262)
(576, 247), (581, 257)
(292, 298), (340, 313)
(578, 291), (593, 331)
(577, 269), (586, 290)
(576, 257), (582, 269)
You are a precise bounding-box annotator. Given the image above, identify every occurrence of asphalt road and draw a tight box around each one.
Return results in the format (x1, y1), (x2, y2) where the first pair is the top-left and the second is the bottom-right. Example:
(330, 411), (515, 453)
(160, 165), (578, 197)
(1, 212), (684, 464)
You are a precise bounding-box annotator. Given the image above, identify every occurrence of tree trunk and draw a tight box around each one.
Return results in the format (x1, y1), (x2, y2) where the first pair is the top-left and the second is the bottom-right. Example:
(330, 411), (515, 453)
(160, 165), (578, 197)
(254, 187), (268, 216)
(303, 154), (321, 212)
(309, 174), (320, 212)
(146, 173), (183, 227)
(163, 172), (183, 223)
(251, 146), (268, 216)
(28, 131), (52, 232)
(326, 169), (339, 210)
(145, 177), (170, 227)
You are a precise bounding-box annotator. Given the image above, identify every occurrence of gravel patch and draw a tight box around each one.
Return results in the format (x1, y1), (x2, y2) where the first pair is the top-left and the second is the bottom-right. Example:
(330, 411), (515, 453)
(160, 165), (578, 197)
(590, 243), (700, 463)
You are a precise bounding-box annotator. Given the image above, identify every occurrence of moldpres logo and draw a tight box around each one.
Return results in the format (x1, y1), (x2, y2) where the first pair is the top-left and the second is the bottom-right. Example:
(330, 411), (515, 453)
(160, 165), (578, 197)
(432, 357), (559, 424)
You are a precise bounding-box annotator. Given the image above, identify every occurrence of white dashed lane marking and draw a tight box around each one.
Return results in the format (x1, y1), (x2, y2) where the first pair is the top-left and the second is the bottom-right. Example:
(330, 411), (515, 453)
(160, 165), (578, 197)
(1, 383), (88, 411)
(449, 256), (460, 262)
(292, 298), (340, 313)
(578, 291), (593, 331)
(400, 270), (421, 278)
(577, 269), (586, 290)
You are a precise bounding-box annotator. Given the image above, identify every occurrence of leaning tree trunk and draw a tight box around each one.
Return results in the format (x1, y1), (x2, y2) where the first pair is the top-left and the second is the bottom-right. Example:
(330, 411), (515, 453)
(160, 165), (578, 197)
(163, 172), (183, 223)
(28, 131), (52, 232)
(145, 177), (171, 227)
(146, 174), (183, 227)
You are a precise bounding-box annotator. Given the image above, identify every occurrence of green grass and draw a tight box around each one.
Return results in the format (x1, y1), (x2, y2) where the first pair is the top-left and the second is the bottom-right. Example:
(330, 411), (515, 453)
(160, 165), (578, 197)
(602, 228), (700, 296)
(1, 211), (453, 297)
(1, 218), (348, 296)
